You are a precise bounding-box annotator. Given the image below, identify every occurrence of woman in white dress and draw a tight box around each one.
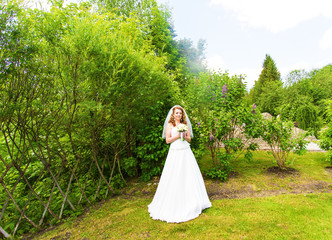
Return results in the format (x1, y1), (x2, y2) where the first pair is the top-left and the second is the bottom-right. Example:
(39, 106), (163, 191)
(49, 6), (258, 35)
(148, 105), (211, 223)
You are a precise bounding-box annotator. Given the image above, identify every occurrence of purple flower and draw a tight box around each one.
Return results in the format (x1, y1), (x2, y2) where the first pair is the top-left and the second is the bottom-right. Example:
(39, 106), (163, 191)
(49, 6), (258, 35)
(209, 134), (214, 141)
(222, 84), (228, 94)
(252, 103), (256, 114)
(197, 122), (201, 127)
(222, 84), (228, 98)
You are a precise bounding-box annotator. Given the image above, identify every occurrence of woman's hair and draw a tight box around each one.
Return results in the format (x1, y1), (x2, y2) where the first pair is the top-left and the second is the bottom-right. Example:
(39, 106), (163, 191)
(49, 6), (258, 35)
(168, 106), (187, 126)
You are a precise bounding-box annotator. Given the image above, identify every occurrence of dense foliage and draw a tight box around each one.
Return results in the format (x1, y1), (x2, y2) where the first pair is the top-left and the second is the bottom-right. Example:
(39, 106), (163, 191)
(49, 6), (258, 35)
(279, 65), (332, 135)
(249, 55), (332, 137)
(261, 117), (308, 169)
(319, 100), (332, 165)
(184, 71), (263, 181)
(249, 54), (282, 116)
(0, 0), (181, 236)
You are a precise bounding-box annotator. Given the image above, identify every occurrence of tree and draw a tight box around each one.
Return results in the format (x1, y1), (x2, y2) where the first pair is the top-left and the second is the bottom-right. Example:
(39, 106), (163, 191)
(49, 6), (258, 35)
(185, 71), (262, 181)
(279, 65), (332, 134)
(176, 38), (207, 75)
(257, 80), (283, 116)
(283, 69), (310, 88)
(95, 0), (187, 85)
(0, 0), (179, 235)
(261, 117), (308, 169)
(319, 99), (332, 166)
(249, 54), (281, 114)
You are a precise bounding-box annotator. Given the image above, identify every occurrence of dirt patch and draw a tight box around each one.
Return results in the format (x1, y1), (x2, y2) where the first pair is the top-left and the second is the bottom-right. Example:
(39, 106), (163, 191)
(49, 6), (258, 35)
(266, 166), (300, 177)
(206, 180), (331, 200)
(119, 173), (331, 202)
(228, 171), (240, 178)
(325, 166), (332, 173)
(119, 178), (159, 200)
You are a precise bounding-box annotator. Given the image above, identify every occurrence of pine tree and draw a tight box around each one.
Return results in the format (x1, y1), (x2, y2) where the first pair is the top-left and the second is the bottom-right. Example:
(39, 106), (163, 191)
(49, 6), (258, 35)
(249, 54), (282, 114)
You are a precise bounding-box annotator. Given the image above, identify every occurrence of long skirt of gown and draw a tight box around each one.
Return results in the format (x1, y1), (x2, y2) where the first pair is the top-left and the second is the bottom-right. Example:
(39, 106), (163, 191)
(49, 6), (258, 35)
(148, 130), (211, 223)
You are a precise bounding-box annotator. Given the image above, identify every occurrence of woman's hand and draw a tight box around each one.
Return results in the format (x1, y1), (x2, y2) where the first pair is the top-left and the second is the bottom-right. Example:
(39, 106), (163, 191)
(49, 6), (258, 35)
(166, 124), (183, 144)
(184, 131), (191, 142)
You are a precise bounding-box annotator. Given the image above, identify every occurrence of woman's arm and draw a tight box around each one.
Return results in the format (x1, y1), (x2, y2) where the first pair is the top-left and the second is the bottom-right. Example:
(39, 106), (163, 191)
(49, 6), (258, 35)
(165, 123), (181, 144)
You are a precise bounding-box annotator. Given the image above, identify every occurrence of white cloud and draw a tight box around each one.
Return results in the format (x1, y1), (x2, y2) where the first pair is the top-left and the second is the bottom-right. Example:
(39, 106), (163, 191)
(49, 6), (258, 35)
(206, 55), (226, 71)
(320, 28), (332, 49)
(281, 61), (310, 74)
(286, 60), (331, 72)
(210, 0), (332, 33)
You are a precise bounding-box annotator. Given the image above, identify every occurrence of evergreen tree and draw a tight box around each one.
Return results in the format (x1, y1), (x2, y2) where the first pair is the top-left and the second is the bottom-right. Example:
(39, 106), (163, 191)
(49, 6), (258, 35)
(249, 54), (281, 115)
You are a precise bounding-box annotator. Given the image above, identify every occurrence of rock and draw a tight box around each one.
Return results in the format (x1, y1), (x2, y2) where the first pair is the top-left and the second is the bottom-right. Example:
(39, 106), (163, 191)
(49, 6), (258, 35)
(262, 112), (273, 119)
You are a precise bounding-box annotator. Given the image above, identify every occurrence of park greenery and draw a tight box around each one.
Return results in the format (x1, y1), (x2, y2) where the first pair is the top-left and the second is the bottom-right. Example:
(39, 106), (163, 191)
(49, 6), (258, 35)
(185, 71), (263, 181)
(27, 151), (332, 239)
(319, 99), (332, 165)
(249, 55), (332, 136)
(0, 0), (331, 237)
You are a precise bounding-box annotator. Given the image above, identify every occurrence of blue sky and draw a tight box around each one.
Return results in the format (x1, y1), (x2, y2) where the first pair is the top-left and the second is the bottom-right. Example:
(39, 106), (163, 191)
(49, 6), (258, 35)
(157, 0), (332, 89)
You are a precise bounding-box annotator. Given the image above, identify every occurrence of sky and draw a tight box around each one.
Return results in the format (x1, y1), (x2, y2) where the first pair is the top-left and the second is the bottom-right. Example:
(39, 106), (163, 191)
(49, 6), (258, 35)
(157, 0), (332, 89)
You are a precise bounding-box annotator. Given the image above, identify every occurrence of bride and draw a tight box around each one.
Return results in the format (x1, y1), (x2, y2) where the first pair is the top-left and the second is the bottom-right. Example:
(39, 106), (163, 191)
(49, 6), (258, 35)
(148, 105), (211, 223)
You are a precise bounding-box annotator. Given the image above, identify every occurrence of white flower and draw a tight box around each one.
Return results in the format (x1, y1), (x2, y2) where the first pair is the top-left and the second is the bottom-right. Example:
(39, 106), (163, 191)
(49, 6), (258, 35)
(177, 124), (188, 132)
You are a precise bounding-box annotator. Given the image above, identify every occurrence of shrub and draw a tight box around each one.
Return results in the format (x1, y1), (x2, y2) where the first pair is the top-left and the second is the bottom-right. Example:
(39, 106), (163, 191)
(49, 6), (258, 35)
(205, 152), (231, 182)
(319, 99), (332, 166)
(184, 71), (263, 181)
(261, 117), (309, 169)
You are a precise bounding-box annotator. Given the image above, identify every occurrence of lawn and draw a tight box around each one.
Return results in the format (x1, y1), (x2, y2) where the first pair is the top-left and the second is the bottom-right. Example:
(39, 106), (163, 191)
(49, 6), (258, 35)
(26, 151), (332, 240)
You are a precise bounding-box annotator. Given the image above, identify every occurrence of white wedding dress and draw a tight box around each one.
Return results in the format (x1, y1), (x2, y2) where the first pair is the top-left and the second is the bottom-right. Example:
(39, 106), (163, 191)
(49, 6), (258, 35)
(148, 127), (211, 223)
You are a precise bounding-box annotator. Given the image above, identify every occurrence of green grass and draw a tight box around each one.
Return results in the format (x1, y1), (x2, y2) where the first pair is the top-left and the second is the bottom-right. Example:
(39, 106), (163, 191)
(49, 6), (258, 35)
(200, 150), (330, 180)
(27, 151), (331, 240)
(31, 194), (331, 240)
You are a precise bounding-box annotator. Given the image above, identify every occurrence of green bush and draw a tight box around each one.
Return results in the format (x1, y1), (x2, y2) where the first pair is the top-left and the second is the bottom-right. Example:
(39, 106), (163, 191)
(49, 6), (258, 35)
(185, 71), (263, 179)
(296, 103), (321, 135)
(319, 99), (332, 166)
(135, 102), (173, 181)
(261, 117), (308, 169)
(205, 152), (231, 182)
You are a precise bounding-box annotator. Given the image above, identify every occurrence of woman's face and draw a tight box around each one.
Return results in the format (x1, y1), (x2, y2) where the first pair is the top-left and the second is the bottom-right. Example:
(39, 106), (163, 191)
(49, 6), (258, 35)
(174, 108), (183, 121)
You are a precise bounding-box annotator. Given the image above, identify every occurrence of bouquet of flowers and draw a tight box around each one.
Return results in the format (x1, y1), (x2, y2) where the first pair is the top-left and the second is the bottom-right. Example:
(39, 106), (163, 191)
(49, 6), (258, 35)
(177, 124), (188, 141)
